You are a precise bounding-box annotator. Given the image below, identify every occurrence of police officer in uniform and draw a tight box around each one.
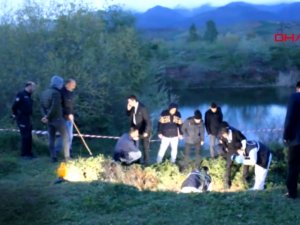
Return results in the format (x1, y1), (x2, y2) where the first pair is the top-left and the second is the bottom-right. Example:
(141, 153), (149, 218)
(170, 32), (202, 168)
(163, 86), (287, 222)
(12, 81), (36, 158)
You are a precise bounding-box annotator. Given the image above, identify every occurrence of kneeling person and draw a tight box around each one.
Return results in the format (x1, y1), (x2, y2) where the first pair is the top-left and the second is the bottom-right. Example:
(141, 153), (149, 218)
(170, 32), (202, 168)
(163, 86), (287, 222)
(113, 127), (142, 165)
(232, 140), (272, 190)
(180, 167), (212, 193)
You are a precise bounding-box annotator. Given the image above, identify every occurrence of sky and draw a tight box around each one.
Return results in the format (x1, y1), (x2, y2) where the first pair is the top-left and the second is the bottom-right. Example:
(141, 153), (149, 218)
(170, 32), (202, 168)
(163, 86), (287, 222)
(0, 0), (299, 13)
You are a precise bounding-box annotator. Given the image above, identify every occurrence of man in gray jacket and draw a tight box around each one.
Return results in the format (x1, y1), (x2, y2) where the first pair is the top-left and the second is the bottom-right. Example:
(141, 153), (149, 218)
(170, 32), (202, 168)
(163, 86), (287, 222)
(182, 110), (205, 169)
(41, 75), (70, 162)
(113, 127), (142, 165)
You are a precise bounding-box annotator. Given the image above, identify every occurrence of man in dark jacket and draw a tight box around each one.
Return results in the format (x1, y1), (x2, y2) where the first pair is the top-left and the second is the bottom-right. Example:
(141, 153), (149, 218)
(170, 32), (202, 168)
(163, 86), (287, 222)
(182, 109), (205, 168)
(205, 102), (223, 158)
(12, 81), (36, 158)
(127, 95), (152, 165)
(157, 103), (183, 163)
(180, 167), (212, 193)
(113, 127), (142, 165)
(283, 81), (300, 198)
(40, 75), (70, 162)
(55, 79), (76, 155)
(218, 125), (247, 189)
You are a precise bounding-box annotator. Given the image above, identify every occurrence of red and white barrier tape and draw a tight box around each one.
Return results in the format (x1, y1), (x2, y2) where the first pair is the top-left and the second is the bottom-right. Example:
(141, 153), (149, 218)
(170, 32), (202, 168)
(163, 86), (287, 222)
(0, 127), (284, 142)
(0, 128), (161, 142)
(242, 128), (283, 133)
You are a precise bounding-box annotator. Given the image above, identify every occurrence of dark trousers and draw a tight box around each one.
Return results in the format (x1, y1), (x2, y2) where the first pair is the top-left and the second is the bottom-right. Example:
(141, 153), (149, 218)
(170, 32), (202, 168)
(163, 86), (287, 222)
(224, 152), (249, 189)
(184, 142), (201, 168)
(136, 135), (150, 165)
(17, 118), (33, 157)
(287, 145), (300, 198)
(224, 153), (233, 189)
(48, 119), (70, 160)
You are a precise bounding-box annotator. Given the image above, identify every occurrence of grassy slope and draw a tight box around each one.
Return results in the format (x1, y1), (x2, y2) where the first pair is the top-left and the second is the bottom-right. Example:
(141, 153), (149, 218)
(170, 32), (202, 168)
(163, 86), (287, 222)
(1, 134), (300, 225)
(1, 160), (300, 225)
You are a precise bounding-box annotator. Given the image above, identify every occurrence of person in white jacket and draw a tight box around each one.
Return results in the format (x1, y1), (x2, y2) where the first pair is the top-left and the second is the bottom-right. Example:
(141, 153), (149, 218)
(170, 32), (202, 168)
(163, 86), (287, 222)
(232, 140), (272, 190)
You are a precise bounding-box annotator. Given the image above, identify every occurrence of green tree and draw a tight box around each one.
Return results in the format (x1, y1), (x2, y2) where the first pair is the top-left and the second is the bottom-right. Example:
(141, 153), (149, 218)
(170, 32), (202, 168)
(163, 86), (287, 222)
(203, 20), (218, 43)
(0, 2), (169, 135)
(187, 23), (199, 42)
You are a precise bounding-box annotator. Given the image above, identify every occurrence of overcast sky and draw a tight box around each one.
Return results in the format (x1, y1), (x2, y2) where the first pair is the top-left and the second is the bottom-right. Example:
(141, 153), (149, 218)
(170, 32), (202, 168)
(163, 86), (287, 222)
(0, 0), (299, 13)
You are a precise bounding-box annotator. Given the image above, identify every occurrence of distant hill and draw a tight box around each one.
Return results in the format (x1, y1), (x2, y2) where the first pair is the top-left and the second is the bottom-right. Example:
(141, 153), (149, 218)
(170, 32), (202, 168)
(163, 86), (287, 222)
(277, 2), (300, 21)
(135, 6), (186, 29)
(135, 2), (300, 30)
(189, 2), (277, 27)
(173, 4), (216, 17)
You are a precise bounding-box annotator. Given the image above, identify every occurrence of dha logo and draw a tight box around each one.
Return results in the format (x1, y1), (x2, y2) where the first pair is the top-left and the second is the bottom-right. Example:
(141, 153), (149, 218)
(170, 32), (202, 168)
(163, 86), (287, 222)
(274, 33), (300, 42)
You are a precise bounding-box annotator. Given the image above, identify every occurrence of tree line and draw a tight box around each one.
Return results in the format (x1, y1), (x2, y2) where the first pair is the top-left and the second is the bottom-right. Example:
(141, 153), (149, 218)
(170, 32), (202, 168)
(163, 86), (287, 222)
(0, 3), (170, 135)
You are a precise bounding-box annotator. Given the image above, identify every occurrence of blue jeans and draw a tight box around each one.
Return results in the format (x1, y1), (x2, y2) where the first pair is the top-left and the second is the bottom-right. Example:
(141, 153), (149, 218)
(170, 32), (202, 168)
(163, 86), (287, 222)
(55, 119), (73, 155)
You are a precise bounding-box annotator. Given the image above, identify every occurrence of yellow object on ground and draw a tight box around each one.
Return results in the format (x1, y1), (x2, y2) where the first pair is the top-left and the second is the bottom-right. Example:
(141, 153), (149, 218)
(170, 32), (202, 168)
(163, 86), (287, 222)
(57, 162), (67, 178)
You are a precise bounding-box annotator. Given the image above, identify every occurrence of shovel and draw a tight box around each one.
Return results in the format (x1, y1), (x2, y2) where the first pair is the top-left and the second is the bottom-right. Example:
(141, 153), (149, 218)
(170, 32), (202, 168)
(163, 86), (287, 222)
(72, 121), (93, 156)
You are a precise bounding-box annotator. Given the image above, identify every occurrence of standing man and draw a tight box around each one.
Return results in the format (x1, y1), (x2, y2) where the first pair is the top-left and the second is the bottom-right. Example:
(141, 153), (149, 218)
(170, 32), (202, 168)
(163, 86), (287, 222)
(205, 102), (223, 158)
(182, 109), (205, 169)
(12, 81), (36, 158)
(157, 103), (183, 164)
(283, 81), (300, 199)
(126, 95), (152, 165)
(56, 79), (77, 156)
(40, 75), (70, 162)
(218, 125), (247, 190)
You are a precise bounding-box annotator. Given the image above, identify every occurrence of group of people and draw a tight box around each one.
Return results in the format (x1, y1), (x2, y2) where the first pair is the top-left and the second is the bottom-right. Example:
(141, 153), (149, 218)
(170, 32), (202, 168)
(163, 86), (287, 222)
(114, 97), (223, 166)
(11, 77), (300, 197)
(12, 75), (76, 162)
(113, 95), (273, 191)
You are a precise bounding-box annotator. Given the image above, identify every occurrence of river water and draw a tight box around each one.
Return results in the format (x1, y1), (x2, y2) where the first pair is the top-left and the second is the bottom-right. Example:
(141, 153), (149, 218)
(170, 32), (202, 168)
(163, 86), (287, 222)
(174, 87), (294, 144)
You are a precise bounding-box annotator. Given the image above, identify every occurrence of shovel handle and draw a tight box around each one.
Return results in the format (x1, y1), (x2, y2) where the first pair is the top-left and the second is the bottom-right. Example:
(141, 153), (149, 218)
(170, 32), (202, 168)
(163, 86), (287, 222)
(72, 121), (93, 156)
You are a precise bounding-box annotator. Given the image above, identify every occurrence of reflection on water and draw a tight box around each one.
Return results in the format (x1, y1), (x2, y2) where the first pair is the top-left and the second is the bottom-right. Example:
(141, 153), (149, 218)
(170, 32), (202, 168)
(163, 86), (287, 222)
(180, 104), (285, 143)
(175, 87), (293, 143)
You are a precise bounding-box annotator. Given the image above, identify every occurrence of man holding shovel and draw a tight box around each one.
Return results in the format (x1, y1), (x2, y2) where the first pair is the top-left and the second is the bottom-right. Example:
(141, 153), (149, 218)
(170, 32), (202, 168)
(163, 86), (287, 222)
(55, 79), (77, 157)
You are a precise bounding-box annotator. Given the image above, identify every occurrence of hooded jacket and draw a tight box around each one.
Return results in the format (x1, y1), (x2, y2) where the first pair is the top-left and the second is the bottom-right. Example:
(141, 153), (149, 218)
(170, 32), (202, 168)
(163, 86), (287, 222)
(157, 108), (183, 137)
(40, 76), (64, 122)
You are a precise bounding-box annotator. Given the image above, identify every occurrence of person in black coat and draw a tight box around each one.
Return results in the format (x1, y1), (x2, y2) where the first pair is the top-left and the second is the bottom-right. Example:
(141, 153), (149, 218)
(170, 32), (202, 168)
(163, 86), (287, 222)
(127, 95), (152, 165)
(218, 125), (247, 190)
(12, 81), (36, 158)
(55, 79), (76, 156)
(283, 81), (300, 199)
(180, 167), (212, 193)
(205, 102), (223, 158)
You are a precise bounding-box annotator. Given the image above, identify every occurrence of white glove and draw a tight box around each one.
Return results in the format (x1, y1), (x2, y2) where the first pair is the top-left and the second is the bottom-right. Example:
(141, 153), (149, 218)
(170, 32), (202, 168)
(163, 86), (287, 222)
(231, 154), (244, 164)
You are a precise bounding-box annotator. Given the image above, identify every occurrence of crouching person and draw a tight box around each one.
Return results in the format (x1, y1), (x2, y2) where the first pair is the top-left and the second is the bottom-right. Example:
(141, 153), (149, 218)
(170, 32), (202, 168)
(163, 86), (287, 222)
(113, 127), (142, 165)
(180, 167), (212, 193)
(232, 140), (272, 190)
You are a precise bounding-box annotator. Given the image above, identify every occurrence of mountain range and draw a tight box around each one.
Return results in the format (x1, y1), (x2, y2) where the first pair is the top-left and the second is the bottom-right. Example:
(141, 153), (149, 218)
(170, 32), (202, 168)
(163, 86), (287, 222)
(135, 2), (300, 29)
